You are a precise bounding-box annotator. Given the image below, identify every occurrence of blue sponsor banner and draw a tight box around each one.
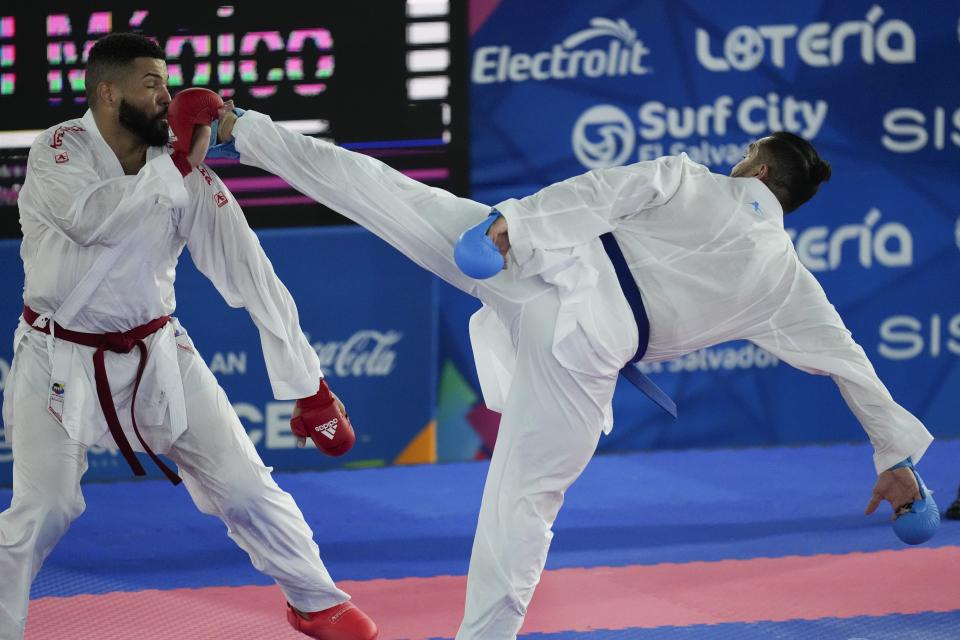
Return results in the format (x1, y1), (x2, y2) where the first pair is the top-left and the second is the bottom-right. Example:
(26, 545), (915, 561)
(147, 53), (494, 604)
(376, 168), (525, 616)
(461, 0), (960, 453)
(0, 226), (438, 485)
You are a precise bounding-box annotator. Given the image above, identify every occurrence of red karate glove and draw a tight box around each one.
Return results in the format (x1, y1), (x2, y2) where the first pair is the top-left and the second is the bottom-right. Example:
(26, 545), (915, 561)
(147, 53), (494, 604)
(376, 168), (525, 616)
(167, 87), (223, 155)
(290, 380), (356, 456)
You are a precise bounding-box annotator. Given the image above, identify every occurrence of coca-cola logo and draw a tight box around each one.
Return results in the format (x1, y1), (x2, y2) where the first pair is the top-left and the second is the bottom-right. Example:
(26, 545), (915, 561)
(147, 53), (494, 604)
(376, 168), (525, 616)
(312, 330), (402, 377)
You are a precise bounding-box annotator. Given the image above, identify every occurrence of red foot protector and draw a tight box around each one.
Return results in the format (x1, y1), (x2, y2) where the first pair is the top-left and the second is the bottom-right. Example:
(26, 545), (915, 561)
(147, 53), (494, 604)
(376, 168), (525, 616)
(286, 602), (379, 640)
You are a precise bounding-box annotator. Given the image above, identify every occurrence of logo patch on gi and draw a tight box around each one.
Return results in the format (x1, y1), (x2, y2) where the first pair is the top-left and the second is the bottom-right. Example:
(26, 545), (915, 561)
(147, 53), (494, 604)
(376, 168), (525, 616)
(49, 125), (85, 149)
(48, 381), (66, 422)
(214, 191), (229, 208)
(197, 166), (214, 186)
(55, 151), (70, 164)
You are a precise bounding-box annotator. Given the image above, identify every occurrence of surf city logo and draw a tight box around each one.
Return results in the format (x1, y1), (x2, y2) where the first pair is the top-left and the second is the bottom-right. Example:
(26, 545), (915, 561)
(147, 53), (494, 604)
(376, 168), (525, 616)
(571, 104), (636, 169)
(571, 93), (828, 170)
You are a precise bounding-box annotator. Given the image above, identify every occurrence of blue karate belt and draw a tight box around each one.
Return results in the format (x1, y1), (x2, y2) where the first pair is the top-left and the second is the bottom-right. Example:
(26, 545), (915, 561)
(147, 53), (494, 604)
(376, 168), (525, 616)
(600, 232), (677, 419)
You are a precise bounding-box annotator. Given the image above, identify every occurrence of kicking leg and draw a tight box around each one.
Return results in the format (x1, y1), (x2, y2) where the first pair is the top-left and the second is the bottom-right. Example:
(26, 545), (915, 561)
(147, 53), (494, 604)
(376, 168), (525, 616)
(231, 111), (495, 297)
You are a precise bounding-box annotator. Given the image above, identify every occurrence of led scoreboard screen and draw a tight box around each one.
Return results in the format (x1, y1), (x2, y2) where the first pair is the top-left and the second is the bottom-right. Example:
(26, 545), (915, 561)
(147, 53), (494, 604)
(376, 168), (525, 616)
(0, 2), (467, 236)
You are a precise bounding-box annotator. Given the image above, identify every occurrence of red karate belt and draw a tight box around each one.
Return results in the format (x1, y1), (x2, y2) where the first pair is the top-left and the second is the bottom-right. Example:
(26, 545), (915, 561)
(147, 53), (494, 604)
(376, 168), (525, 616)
(23, 306), (181, 485)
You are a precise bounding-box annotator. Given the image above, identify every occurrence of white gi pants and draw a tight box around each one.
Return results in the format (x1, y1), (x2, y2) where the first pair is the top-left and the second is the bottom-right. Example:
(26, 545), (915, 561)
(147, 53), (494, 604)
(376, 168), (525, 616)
(233, 117), (637, 639)
(0, 328), (347, 640)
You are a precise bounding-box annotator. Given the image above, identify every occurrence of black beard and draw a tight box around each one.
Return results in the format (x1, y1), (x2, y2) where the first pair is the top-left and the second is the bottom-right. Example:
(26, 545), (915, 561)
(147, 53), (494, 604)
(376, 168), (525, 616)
(118, 99), (169, 146)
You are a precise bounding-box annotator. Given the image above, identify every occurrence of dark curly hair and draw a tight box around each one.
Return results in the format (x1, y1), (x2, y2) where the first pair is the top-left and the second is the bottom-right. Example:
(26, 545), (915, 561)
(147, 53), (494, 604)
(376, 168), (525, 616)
(85, 33), (165, 105)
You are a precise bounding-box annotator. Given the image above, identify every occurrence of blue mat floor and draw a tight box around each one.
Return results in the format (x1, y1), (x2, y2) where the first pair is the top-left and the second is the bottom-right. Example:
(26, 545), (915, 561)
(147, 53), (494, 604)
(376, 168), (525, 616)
(0, 439), (956, 598)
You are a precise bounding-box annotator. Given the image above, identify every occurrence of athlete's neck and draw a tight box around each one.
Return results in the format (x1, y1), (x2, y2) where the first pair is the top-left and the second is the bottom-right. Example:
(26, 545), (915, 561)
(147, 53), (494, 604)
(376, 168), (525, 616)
(92, 109), (148, 175)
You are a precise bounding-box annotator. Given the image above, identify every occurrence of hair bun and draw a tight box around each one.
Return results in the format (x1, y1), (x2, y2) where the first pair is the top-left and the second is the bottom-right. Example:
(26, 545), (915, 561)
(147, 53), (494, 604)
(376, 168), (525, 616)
(810, 160), (832, 184)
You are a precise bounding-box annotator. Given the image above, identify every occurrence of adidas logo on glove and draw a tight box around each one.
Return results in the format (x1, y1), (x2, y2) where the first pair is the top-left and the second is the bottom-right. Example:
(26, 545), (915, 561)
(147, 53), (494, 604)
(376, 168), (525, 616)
(315, 418), (339, 439)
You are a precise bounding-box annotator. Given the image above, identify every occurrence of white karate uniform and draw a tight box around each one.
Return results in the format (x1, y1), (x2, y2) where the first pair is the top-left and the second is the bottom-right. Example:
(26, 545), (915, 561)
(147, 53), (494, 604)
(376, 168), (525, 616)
(0, 111), (348, 640)
(230, 111), (934, 639)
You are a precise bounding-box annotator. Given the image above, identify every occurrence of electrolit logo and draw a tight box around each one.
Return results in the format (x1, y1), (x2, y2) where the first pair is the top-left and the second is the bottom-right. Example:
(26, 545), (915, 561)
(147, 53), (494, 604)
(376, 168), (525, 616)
(473, 17), (652, 84)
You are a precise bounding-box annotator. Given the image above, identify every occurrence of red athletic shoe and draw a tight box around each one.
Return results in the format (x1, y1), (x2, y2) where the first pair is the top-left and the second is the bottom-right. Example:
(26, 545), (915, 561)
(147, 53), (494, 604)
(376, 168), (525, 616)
(286, 602), (379, 640)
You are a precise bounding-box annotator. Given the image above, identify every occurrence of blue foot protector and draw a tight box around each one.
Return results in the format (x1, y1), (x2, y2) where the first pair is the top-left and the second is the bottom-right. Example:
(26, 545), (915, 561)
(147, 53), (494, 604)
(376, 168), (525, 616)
(889, 460), (940, 545)
(207, 107), (245, 160)
(454, 210), (504, 279)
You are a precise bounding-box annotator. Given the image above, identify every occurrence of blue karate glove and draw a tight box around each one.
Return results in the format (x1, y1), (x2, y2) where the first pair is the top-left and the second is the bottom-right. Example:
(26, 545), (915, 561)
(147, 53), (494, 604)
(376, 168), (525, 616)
(888, 459), (940, 545)
(207, 107), (245, 160)
(454, 211), (504, 279)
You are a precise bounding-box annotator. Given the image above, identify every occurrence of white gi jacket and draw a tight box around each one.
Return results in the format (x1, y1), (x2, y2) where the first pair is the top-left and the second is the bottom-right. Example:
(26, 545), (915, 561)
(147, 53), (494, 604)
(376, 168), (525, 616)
(494, 154), (933, 473)
(3, 110), (321, 450)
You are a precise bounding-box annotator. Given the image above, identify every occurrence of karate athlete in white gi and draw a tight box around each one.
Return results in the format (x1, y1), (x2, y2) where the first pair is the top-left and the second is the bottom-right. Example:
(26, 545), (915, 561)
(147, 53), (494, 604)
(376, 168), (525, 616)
(0, 35), (377, 640)
(212, 104), (933, 640)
